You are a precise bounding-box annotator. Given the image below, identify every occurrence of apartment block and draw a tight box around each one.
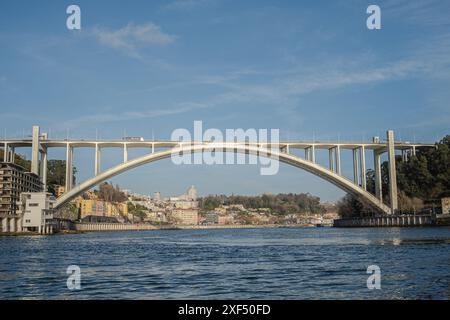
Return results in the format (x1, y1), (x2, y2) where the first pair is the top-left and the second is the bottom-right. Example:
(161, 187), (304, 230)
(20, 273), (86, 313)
(0, 162), (42, 217)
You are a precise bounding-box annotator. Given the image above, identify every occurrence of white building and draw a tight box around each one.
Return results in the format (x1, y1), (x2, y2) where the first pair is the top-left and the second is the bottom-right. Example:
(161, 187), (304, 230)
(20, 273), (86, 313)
(18, 192), (55, 234)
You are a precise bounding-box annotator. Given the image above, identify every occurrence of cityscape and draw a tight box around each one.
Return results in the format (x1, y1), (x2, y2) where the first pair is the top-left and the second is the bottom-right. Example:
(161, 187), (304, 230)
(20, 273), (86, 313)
(0, 0), (449, 307)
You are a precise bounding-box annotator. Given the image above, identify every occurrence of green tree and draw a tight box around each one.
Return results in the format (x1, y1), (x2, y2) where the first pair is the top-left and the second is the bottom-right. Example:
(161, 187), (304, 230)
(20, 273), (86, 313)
(338, 134), (450, 216)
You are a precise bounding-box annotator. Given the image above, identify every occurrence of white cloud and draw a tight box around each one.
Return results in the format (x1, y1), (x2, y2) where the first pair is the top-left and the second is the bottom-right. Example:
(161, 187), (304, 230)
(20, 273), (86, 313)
(92, 23), (177, 58)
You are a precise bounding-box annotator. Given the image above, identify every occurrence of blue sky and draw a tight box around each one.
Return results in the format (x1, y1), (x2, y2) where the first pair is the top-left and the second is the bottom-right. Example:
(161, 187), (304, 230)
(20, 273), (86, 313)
(1, 0), (449, 201)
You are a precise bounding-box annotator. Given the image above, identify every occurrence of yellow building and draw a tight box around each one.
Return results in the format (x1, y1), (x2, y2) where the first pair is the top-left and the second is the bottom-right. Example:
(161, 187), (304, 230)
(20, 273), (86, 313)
(78, 198), (128, 219)
(104, 201), (128, 217)
(171, 209), (199, 225)
(117, 202), (128, 217)
(86, 190), (98, 200)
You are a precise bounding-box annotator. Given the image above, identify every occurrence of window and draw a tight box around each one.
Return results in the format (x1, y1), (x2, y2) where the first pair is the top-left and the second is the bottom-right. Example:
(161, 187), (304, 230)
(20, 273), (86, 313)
(28, 203), (39, 207)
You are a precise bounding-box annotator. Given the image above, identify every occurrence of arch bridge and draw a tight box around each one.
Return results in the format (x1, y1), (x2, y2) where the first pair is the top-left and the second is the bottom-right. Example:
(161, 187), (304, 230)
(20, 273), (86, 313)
(0, 126), (435, 214)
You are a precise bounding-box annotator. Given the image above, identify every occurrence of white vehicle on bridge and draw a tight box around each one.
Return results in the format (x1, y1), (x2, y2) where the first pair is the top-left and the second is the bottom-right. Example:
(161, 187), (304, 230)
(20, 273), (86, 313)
(123, 136), (144, 142)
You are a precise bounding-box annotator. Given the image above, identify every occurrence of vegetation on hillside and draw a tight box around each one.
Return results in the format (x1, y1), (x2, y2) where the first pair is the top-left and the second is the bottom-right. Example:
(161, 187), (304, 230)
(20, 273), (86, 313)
(199, 193), (326, 215)
(96, 182), (128, 202)
(127, 202), (147, 220)
(0, 151), (76, 195)
(338, 135), (450, 217)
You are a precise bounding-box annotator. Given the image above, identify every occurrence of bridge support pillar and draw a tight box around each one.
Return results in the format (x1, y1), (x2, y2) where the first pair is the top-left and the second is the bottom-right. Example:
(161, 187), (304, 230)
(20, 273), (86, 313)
(123, 144), (128, 163)
(387, 130), (398, 214)
(10, 147), (15, 163)
(352, 148), (359, 184)
(328, 148), (335, 172)
(335, 145), (341, 175)
(31, 126), (40, 175)
(359, 146), (366, 190)
(374, 150), (382, 202)
(65, 144), (73, 191)
(3, 143), (8, 162)
(305, 146), (315, 163)
(95, 144), (101, 175)
(40, 148), (47, 191)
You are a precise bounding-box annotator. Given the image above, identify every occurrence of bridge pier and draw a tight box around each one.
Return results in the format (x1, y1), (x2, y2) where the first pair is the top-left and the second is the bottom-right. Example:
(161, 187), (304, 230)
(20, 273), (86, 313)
(359, 146), (366, 190)
(329, 148), (335, 172)
(123, 144), (128, 163)
(374, 150), (383, 202)
(2, 143), (8, 162)
(65, 144), (73, 191)
(352, 148), (359, 184)
(335, 145), (341, 175)
(40, 148), (47, 191)
(304, 145), (316, 163)
(31, 126), (40, 175)
(387, 130), (398, 214)
(95, 144), (101, 175)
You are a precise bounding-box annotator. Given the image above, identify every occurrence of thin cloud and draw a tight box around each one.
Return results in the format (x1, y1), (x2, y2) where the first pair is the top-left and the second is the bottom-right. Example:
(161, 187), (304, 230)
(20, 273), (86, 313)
(92, 22), (177, 58)
(54, 103), (207, 130)
(162, 0), (216, 11)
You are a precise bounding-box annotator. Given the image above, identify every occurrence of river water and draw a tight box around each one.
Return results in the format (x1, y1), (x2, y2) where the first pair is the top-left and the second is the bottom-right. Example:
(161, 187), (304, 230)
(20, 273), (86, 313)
(0, 227), (449, 299)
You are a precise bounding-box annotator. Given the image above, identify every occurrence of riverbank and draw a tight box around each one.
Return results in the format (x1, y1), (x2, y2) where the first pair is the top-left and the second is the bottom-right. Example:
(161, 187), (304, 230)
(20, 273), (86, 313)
(333, 214), (450, 227)
(71, 222), (316, 233)
(1, 222), (319, 236)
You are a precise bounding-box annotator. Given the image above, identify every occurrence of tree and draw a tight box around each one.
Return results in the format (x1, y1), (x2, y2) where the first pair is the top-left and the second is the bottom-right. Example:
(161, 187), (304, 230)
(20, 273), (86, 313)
(198, 193), (326, 215)
(337, 134), (450, 216)
(0, 151), (76, 196)
(47, 160), (77, 195)
(98, 182), (127, 202)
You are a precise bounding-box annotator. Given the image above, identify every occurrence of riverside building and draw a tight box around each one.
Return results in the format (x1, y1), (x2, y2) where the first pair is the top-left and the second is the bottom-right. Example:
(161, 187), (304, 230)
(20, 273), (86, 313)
(0, 162), (42, 232)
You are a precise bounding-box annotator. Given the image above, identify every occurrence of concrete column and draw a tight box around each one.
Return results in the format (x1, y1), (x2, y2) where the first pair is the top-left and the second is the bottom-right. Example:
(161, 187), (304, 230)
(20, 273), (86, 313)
(352, 149), (359, 184)
(335, 146), (341, 175)
(304, 148), (310, 161)
(311, 145), (316, 163)
(3, 143), (8, 162)
(2, 217), (8, 232)
(65, 144), (73, 191)
(374, 150), (382, 202)
(31, 126), (40, 175)
(95, 144), (101, 175)
(16, 218), (22, 232)
(328, 148), (335, 172)
(9, 218), (16, 233)
(286, 144), (290, 154)
(123, 144), (128, 163)
(387, 130), (398, 214)
(40, 148), (47, 191)
(412, 146), (416, 156)
(359, 146), (366, 190)
(10, 147), (15, 163)
(151, 143), (155, 153)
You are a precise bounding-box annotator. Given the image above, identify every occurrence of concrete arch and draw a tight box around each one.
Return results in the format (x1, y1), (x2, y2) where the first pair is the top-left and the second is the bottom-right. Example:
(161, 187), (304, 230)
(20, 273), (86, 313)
(54, 143), (391, 213)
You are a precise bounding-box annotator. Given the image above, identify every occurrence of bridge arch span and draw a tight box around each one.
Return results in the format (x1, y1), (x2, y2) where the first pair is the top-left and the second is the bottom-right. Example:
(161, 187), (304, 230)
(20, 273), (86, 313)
(54, 143), (391, 214)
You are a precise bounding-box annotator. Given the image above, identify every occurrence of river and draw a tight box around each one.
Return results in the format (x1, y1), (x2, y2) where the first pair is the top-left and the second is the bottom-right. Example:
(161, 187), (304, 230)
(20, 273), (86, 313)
(0, 227), (449, 299)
